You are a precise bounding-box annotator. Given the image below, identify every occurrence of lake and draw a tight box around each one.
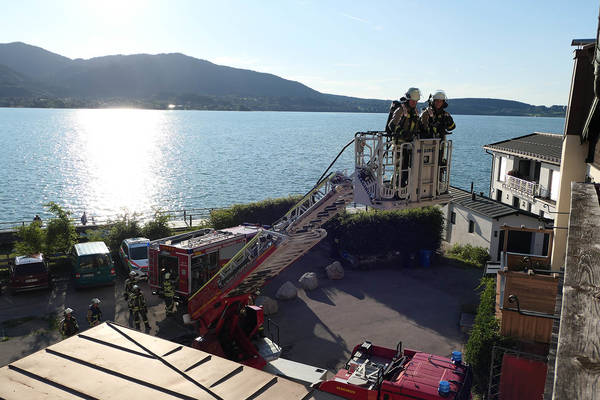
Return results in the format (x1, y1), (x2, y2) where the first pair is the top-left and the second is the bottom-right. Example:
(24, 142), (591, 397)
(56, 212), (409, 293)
(0, 108), (564, 225)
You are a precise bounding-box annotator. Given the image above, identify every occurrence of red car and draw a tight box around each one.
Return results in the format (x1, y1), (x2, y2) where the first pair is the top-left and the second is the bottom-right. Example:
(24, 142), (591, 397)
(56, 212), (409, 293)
(8, 254), (51, 293)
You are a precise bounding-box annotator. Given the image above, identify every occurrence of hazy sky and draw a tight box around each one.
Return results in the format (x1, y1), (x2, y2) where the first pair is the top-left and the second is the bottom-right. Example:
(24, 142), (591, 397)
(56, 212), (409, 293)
(2, 0), (598, 105)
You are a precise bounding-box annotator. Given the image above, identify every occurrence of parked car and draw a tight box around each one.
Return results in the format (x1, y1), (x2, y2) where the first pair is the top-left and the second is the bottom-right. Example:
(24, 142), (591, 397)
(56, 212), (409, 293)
(71, 242), (116, 288)
(8, 254), (51, 293)
(119, 237), (150, 278)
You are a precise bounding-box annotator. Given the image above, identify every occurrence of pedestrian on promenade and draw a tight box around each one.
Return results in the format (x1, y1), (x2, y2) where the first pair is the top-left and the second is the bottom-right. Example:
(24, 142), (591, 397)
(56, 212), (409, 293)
(81, 211), (88, 226)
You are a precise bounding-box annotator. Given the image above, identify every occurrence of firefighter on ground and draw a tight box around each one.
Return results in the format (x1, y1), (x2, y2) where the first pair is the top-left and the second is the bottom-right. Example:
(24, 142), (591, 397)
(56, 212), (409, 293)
(386, 87), (424, 189)
(59, 308), (79, 338)
(87, 298), (102, 327)
(124, 270), (136, 301)
(129, 285), (151, 330)
(163, 272), (176, 316)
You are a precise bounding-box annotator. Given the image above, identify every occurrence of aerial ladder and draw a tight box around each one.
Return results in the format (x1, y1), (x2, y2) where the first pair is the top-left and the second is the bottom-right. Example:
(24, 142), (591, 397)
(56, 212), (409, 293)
(184, 133), (452, 368)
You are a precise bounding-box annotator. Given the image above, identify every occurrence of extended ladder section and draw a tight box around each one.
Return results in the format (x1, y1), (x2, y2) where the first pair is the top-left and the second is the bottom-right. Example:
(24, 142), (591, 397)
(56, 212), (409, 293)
(353, 131), (452, 210)
(272, 172), (354, 234)
(188, 172), (355, 323)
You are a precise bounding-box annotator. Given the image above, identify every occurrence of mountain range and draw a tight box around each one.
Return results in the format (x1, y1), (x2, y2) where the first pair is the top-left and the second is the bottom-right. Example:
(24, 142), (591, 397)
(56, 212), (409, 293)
(0, 42), (566, 116)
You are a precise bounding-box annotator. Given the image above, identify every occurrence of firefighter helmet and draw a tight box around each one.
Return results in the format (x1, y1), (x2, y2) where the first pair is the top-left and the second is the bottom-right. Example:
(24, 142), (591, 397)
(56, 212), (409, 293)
(64, 307), (74, 315)
(91, 298), (101, 304)
(432, 90), (447, 101)
(405, 87), (421, 101)
(129, 270), (136, 277)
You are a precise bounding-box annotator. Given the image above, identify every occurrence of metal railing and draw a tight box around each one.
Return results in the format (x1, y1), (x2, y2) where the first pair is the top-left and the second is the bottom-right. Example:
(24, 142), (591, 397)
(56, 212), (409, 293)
(504, 175), (539, 197)
(0, 206), (224, 231)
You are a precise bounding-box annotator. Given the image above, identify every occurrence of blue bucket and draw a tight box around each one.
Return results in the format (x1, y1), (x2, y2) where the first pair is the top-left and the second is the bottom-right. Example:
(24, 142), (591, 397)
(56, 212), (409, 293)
(419, 250), (432, 267)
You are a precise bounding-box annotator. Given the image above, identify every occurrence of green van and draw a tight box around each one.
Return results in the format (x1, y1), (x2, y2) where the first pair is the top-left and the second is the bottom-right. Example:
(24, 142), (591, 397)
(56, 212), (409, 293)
(71, 242), (116, 287)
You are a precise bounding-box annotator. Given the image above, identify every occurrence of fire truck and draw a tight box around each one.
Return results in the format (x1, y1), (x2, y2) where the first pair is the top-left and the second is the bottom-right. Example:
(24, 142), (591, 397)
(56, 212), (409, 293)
(317, 341), (472, 400)
(148, 133), (461, 381)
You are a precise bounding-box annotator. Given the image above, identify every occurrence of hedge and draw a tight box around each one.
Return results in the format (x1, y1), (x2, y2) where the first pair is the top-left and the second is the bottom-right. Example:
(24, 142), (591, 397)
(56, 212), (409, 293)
(465, 277), (509, 395)
(210, 195), (303, 230)
(325, 206), (444, 255)
(446, 244), (490, 268)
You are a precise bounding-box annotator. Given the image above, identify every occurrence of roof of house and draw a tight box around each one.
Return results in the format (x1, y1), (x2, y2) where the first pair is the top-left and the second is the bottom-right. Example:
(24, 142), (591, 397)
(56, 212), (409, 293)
(482, 132), (563, 164)
(0, 322), (339, 400)
(449, 186), (545, 220)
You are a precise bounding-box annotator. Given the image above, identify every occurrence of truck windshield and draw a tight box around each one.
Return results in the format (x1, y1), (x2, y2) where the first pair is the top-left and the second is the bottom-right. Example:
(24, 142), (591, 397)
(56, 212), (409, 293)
(79, 254), (111, 270)
(129, 246), (148, 261)
(15, 262), (46, 276)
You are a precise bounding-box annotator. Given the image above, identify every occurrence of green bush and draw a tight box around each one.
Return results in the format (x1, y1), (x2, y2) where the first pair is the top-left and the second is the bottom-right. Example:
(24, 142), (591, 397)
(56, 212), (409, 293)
(14, 222), (46, 255)
(106, 213), (143, 251)
(210, 195), (302, 229)
(142, 211), (173, 240)
(465, 277), (505, 395)
(325, 206), (444, 255)
(447, 244), (490, 268)
(44, 202), (78, 255)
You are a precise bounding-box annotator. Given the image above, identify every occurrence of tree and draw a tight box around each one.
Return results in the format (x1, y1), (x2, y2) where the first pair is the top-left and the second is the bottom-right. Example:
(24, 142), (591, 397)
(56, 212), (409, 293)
(107, 213), (143, 251)
(44, 202), (78, 255)
(14, 222), (46, 255)
(142, 211), (172, 240)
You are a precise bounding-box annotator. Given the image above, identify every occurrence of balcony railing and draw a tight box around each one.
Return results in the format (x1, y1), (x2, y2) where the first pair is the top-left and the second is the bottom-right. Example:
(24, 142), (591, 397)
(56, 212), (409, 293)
(504, 175), (539, 197)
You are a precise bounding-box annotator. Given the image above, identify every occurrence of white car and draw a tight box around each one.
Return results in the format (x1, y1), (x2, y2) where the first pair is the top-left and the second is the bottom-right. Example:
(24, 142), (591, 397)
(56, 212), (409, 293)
(119, 238), (150, 278)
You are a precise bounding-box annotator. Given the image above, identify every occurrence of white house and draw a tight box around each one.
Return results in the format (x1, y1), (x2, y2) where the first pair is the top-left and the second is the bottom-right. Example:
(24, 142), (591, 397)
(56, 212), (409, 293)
(483, 132), (563, 220)
(443, 186), (552, 262)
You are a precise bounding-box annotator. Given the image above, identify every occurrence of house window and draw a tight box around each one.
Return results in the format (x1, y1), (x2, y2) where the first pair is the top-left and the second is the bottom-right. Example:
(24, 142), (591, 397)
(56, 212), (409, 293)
(550, 169), (560, 201)
(540, 210), (545, 218)
(498, 156), (507, 182)
(468, 220), (475, 233)
(513, 196), (520, 208)
(494, 231), (498, 237)
(451, 212), (456, 224)
(496, 189), (503, 201)
(527, 202), (532, 212)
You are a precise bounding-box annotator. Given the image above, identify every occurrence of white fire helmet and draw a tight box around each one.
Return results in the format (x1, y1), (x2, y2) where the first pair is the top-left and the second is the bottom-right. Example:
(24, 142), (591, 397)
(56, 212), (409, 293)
(64, 307), (74, 315)
(405, 87), (421, 101)
(432, 90), (448, 101)
(91, 298), (101, 304)
(129, 271), (136, 277)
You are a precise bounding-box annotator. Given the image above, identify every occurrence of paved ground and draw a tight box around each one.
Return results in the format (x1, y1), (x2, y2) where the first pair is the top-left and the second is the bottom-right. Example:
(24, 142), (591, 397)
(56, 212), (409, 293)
(0, 241), (482, 373)
(261, 241), (482, 371)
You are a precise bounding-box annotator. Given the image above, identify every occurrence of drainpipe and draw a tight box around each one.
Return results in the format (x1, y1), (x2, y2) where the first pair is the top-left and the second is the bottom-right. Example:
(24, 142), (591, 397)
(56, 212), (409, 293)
(485, 150), (495, 198)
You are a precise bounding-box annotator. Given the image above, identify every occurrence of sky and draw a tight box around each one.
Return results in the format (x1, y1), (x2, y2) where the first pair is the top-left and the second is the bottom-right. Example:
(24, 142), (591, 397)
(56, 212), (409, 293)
(1, 0), (598, 106)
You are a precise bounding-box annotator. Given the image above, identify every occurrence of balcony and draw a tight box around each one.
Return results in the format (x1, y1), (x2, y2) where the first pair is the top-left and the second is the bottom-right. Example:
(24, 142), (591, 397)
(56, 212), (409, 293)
(503, 175), (539, 198)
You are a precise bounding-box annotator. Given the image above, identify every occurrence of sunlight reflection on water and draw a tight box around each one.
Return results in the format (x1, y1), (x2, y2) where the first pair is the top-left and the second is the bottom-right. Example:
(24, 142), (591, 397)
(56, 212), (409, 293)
(63, 109), (172, 216)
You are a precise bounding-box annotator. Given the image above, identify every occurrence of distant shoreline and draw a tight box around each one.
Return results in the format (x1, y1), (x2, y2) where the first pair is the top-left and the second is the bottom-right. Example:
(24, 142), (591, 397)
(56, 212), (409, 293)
(0, 104), (566, 118)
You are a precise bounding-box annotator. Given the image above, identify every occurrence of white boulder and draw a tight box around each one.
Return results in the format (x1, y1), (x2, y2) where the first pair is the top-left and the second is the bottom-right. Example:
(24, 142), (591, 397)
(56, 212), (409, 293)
(299, 272), (319, 290)
(255, 296), (279, 315)
(326, 261), (345, 280)
(275, 281), (298, 300)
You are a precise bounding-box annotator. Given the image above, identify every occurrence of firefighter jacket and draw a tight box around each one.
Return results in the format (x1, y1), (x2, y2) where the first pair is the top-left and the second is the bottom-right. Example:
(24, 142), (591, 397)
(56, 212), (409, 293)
(129, 292), (147, 312)
(420, 107), (455, 139)
(387, 102), (423, 141)
(124, 277), (136, 299)
(163, 279), (175, 298)
(87, 305), (102, 326)
(59, 316), (79, 337)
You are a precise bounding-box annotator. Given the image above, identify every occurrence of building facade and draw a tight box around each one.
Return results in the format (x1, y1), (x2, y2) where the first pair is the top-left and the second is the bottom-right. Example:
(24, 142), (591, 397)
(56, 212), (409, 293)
(483, 132), (563, 221)
(443, 187), (551, 262)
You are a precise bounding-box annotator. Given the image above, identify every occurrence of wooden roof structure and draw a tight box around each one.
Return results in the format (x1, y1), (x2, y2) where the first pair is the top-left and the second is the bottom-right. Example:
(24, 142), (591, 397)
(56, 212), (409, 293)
(551, 183), (600, 399)
(0, 322), (341, 400)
